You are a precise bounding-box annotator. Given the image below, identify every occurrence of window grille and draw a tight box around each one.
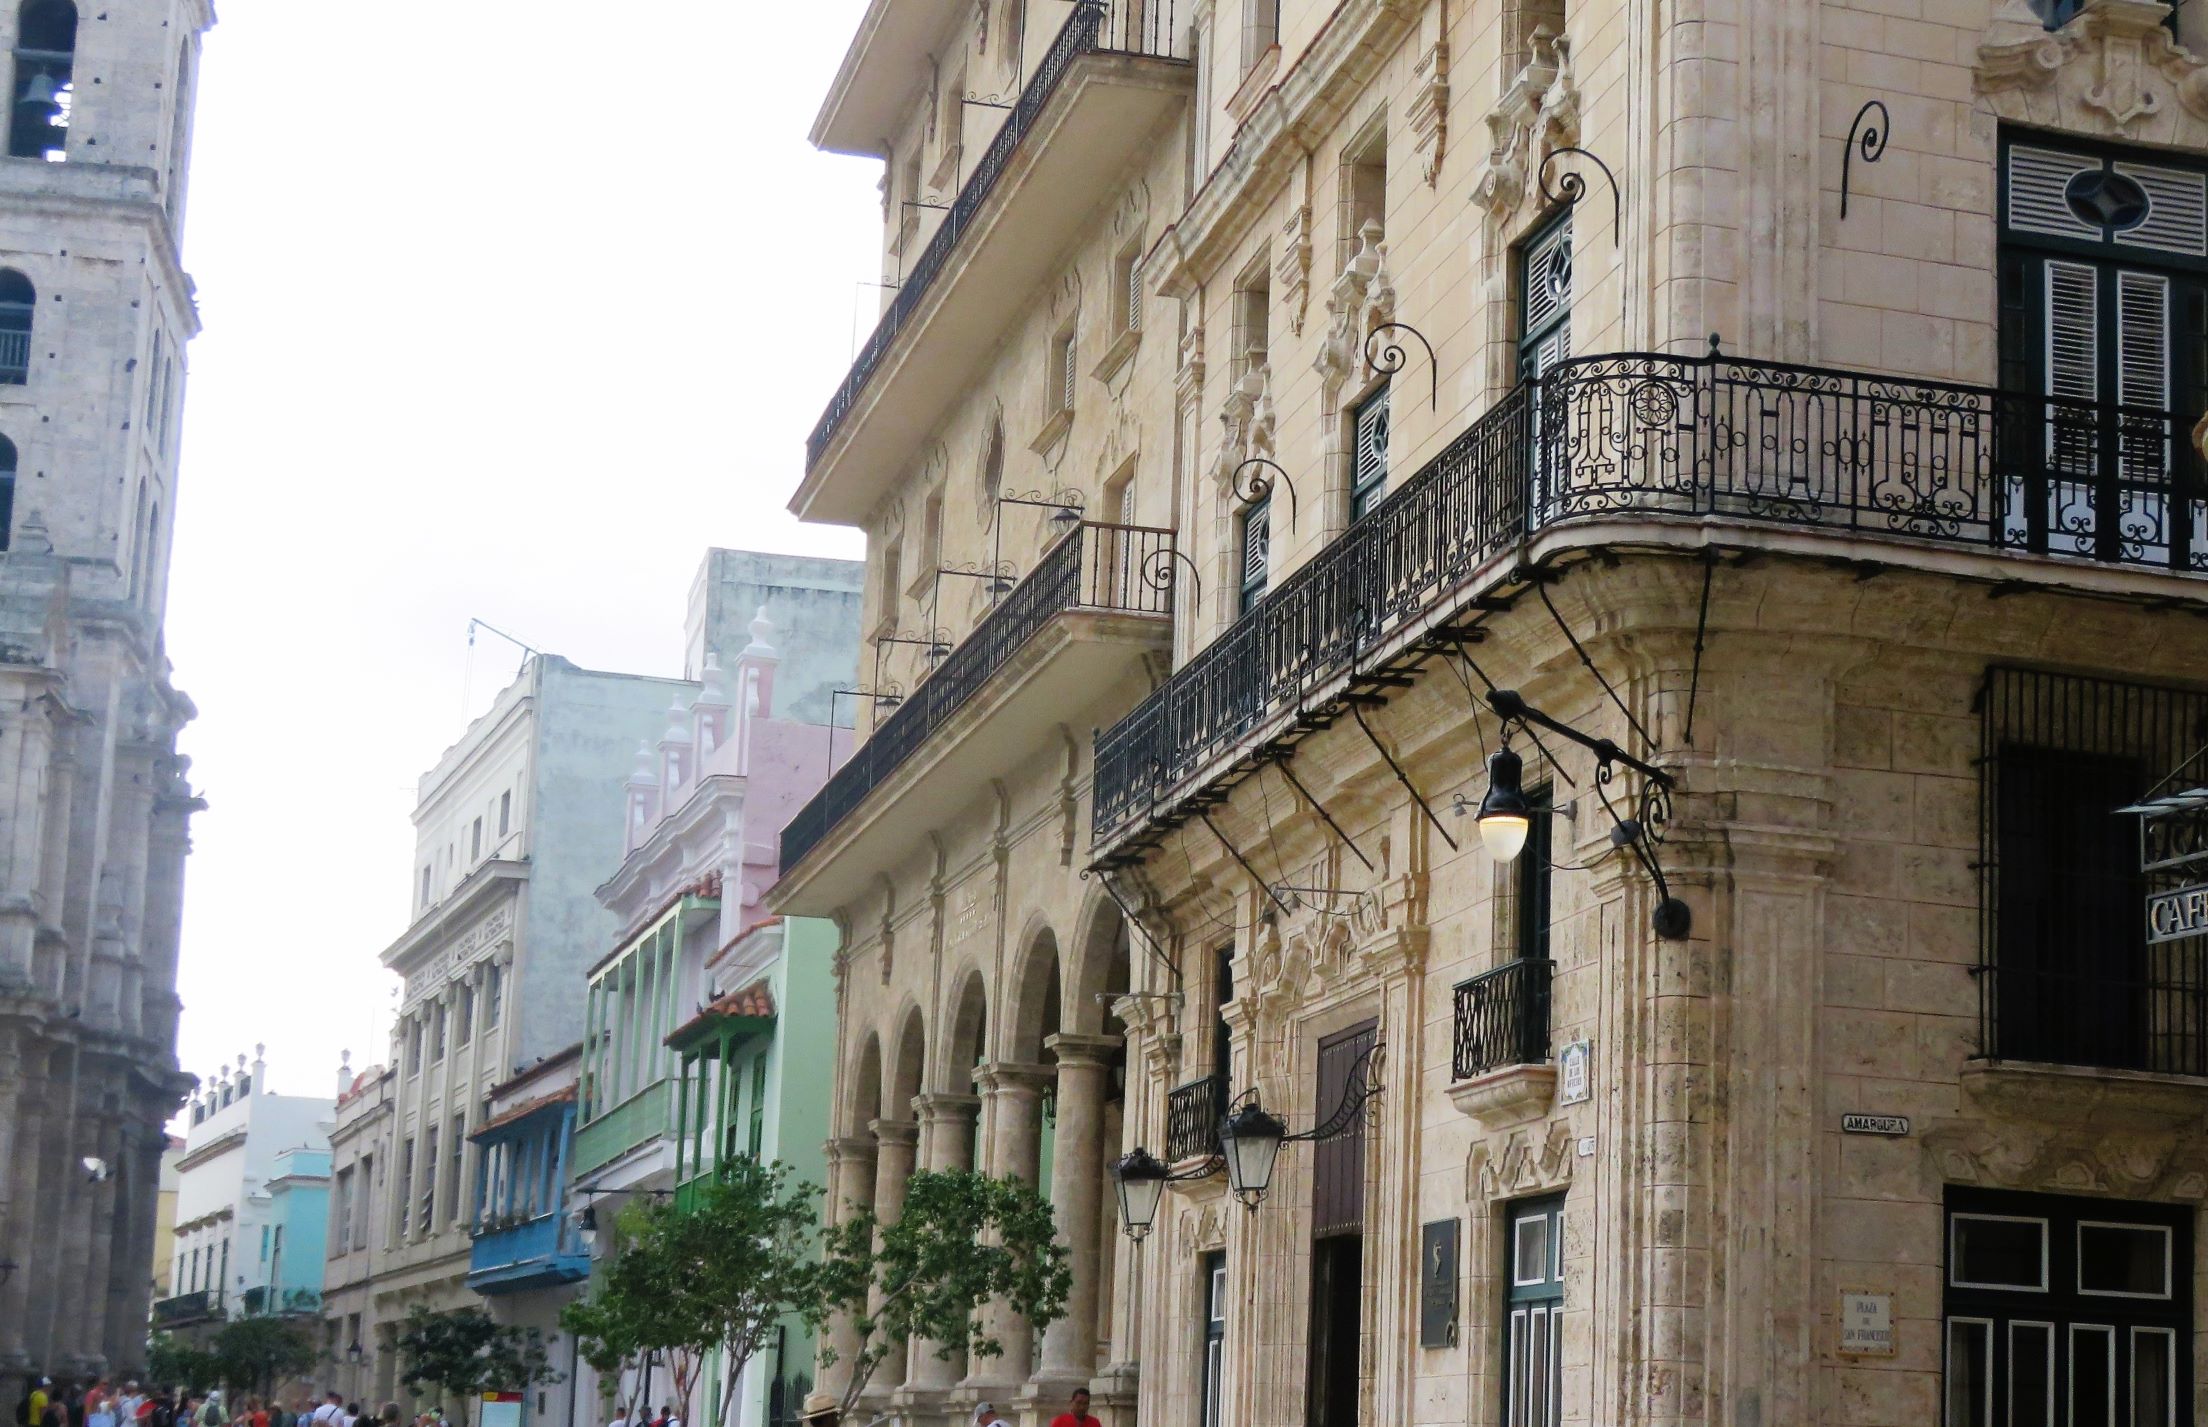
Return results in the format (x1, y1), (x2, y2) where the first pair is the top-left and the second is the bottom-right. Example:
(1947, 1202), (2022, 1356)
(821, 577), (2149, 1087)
(1978, 666), (2208, 1076)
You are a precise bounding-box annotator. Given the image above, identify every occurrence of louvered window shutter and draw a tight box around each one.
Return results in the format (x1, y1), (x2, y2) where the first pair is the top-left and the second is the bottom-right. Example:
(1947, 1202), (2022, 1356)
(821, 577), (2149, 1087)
(1352, 386), (1390, 518)
(1239, 498), (1270, 612)
(1062, 334), (1077, 410)
(2117, 269), (2173, 482)
(1127, 256), (1143, 332)
(2044, 260), (2100, 475)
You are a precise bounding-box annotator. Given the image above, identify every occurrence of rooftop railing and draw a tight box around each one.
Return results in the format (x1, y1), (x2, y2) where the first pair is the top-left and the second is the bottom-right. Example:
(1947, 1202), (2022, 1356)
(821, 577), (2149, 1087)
(806, 0), (1186, 470)
(1093, 350), (2208, 843)
(779, 520), (1174, 876)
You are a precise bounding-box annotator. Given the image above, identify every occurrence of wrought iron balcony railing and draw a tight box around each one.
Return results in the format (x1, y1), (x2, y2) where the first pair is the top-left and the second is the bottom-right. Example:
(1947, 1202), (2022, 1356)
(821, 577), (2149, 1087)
(1453, 959), (1554, 1081)
(152, 1288), (220, 1325)
(780, 520), (1174, 876)
(1092, 350), (2208, 842)
(806, 0), (1186, 470)
(1165, 1072), (1225, 1162)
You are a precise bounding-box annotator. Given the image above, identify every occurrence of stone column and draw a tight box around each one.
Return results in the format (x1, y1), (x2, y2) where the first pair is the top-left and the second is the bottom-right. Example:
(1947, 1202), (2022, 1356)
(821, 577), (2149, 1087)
(964, 1062), (1049, 1388)
(866, 1120), (918, 1402)
(1034, 1034), (1118, 1387)
(0, 1041), (36, 1372)
(907, 1093), (980, 1391)
(817, 1136), (877, 1404)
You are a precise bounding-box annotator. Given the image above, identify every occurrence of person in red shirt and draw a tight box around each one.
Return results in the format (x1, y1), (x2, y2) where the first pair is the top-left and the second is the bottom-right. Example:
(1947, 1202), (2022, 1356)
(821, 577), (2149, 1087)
(1045, 1389), (1099, 1427)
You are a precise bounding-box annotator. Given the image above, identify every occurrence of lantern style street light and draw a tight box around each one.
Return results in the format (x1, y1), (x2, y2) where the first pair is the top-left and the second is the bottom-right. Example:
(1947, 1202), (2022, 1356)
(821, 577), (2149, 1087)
(1460, 689), (1692, 940)
(1112, 1042), (1386, 1234)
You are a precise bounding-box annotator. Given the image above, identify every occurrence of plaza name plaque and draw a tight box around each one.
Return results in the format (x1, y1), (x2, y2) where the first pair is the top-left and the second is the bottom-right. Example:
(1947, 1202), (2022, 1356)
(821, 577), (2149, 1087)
(1419, 1219), (1459, 1348)
(1841, 1113), (1910, 1136)
(2146, 883), (2208, 944)
(1839, 1293), (1895, 1356)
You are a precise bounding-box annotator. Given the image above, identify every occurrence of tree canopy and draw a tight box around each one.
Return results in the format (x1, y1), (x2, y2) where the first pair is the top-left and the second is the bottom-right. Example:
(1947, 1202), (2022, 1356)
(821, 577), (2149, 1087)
(394, 1305), (558, 1426)
(818, 1168), (1072, 1417)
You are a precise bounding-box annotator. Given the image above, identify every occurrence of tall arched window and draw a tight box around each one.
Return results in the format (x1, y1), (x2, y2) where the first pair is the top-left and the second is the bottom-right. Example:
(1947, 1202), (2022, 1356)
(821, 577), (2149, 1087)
(0, 269), (31, 385)
(10, 1), (76, 162)
(0, 434), (18, 552)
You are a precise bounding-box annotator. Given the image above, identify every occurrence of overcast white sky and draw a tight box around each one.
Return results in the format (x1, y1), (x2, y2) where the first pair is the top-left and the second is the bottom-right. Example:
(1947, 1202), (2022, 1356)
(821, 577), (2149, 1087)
(166, 1), (880, 1099)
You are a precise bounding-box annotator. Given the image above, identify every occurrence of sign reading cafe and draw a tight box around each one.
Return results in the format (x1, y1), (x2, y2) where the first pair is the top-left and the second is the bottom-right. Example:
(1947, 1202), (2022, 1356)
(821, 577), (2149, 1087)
(2146, 883), (2208, 945)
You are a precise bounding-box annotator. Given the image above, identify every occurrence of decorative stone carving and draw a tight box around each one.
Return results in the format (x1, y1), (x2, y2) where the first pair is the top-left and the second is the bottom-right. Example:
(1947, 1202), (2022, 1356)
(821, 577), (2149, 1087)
(1467, 1117), (1577, 1200)
(1976, 0), (2208, 143)
(1408, 38), (1450, 186)
(1176, 322), (1206, 408)
(1923, 1115), (2208, 1203)
(1211, 360), (1276, 491)
(1313, 222), (1395, 400)
(1276, 204), (1313, 336)
(1472, 27), (1579, 224)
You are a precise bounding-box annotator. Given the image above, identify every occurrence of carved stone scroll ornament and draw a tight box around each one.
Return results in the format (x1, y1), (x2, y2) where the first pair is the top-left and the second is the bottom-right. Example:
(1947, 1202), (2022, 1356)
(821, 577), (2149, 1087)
(1976, 0), (2208, 141)
(1472, 27), (1580, 224)
(1211, 359), (1276, 492)
(1923, 1118), (2208, 1203)
(1313, 222), (1397, 398)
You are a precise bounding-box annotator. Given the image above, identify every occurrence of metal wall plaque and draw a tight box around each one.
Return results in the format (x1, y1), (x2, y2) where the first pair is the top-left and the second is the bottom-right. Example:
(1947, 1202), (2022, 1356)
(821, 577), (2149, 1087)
(2146, 884), (2208, 944)
(1418, 1218), (1459, 1347)
(1841, 1113), (1910, 1136)
(1558, 1040), (1592, 1105)
(1839, 1292), (1895, 1356)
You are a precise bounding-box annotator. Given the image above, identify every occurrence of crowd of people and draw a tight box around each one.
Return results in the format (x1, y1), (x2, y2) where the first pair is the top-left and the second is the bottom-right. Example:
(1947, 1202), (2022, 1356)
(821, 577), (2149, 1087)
(15, 1383), (446, 1427)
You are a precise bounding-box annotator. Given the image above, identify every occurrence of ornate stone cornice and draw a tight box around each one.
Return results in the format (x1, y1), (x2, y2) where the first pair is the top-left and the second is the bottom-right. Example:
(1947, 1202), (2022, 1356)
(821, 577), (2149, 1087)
(1976, 0), (2208, 143)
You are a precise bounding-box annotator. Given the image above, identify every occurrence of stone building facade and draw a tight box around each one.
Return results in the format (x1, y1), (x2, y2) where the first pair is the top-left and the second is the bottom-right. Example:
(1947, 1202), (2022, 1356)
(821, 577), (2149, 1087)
(0, 0), (213, 1394)
(335, 655), (696, 1411)
(784, 2), (2208, 1426)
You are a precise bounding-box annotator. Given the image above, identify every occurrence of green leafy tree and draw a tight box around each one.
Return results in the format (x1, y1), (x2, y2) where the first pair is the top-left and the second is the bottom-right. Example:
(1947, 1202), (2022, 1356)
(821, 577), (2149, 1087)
(147, 1332), (223, 1393)
(562, 1161), (832, 1427)
(818, 1169), (1072, 1418)
(395, 1306), (559, 1427)
(209, 1317), (319, 1398)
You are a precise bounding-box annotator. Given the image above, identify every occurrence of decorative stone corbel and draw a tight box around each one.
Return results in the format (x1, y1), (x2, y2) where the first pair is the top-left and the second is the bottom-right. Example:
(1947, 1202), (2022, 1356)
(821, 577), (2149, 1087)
(1409, 38), (1450, 186)
(1473, 27), (1579, 224)
(1976, 0), (2208, 142)
(1211, 359), (1276, 493)
(1314, 221), (1396, 402)
(1175, 321), (1206, 408)
(1276, 204), (1313, 336)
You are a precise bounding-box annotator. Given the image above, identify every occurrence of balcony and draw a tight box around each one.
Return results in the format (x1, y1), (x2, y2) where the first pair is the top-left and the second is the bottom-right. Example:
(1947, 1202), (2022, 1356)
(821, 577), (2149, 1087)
(1165, 1073), (1224, 1163)
(1453, 959), (1554, 1079)
(467, 1212), (590, 1295)
(237, 1286), (321, 1316)
(793, 0), (1192, 524)
(572, 1078), (673, 1177)
(1092, 350), (2208, 849)
(775, 520), (1173, 910)
(152, 1289), (220, 1327)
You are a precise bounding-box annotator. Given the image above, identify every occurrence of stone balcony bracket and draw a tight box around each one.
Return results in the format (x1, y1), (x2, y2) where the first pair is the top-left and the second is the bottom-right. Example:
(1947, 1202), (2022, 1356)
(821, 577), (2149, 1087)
(1448, 1062), (1559, 1131)
(1962, 1059), (2208, 1131)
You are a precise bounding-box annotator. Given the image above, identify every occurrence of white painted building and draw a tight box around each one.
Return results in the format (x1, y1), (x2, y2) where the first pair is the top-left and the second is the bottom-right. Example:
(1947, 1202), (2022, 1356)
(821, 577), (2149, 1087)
(160, 1049), (334, 1338)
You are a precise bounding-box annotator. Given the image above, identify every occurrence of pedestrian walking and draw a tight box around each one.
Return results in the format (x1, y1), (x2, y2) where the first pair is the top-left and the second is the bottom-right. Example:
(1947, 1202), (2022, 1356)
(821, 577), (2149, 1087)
(1046, 1388), (1099, 1427)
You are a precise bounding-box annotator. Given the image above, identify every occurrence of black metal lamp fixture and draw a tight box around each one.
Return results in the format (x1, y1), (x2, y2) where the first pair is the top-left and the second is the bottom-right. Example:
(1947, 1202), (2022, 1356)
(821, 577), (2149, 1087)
(574, 1204), (598, 1253)
(1468, 689), (1692, 940)
(1114, 1043), (1387, 1235)
(346, 1342), (364, 1366)
(1217, 1040), (1384, 1210)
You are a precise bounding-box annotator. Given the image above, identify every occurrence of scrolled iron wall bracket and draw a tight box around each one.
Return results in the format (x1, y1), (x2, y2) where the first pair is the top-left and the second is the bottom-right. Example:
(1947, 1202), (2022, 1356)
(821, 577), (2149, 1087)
(1363, 322), (1438, 411)
(1841, 99), (1890, 221)
(1230, 457), (1300, 529)
(1538, 146), (1623, 245)
(1141, 544), (1205, 607)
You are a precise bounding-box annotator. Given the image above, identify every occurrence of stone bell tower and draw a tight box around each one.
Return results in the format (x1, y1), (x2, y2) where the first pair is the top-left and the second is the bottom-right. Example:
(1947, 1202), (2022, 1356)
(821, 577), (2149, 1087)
(0, 0), (213, 1390)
